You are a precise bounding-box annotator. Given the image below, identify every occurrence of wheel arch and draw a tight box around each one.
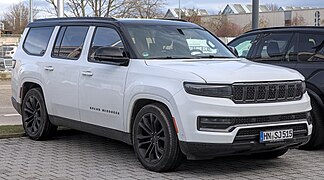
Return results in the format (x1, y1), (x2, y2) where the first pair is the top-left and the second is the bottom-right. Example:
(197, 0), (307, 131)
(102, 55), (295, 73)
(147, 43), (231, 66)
(126, 95), (176, 137)
(19, 78), (48, 112)
(307, 87), (324, 111)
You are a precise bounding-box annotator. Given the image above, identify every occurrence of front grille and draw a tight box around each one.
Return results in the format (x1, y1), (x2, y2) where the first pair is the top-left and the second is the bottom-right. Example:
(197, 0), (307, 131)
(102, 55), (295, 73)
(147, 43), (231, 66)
(234, 124), (308, 143)
(232, 81), (303, 104)
(197, 112), (310, 131)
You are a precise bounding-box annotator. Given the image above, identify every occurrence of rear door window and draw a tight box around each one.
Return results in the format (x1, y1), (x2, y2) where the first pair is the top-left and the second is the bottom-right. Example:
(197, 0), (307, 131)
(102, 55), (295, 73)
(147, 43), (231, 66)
(297, 33), (324, 62)
(252, 33), (293, 61)
(52, 26), (89, 60)
(23, 27), (54, 56)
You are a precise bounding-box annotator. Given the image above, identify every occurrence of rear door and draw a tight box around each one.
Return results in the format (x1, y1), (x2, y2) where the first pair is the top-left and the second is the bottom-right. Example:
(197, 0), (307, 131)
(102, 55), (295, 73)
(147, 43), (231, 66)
(43, 25), (89, 121)
(294, 32), (324, 82)
(249, 32), (297, 69)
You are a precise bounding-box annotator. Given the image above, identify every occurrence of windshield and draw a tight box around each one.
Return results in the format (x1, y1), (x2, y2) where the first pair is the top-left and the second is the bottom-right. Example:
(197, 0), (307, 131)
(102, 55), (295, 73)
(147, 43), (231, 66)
(125, 25), (236, 60)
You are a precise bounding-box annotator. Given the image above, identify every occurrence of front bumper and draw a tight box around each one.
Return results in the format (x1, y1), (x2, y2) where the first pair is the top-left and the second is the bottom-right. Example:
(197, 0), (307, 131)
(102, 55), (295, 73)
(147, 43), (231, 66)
(180, 134), (310, 160)
(11, 96), (21, 114)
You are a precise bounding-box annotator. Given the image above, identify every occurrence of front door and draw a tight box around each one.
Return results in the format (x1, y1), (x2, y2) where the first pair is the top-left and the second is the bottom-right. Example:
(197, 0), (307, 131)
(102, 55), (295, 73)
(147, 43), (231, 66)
(78, 26), (128, 131)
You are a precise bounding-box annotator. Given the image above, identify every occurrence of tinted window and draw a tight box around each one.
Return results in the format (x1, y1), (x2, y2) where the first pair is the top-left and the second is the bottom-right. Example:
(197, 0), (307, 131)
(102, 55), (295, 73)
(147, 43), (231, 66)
(23, 27), (54, 56)
(89, 27), (124, 61)
(298, 33), (324, 62)
(252, 33), (293, 61)
(52, 26), (89, 60)
(126, 25), (235, 59)
(229, 35), (256, 57)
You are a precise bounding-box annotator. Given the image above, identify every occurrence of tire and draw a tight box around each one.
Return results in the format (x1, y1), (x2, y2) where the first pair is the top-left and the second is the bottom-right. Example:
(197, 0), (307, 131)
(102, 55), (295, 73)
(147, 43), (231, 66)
(252, 148), (288, 159)
(21, 88), (57, 140)
(299, 100), (324, 150)
(132, 103), (184, 172)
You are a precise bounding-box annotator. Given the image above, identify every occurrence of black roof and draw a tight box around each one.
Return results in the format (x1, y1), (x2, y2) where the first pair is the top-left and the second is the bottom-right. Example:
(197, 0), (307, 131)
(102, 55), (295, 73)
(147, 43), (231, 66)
(246, 26), (324, 34)
(27, 17), (199, 28)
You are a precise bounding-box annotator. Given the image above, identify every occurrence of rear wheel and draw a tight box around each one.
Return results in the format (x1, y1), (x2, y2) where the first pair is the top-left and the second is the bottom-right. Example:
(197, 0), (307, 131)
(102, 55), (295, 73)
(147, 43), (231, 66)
(132, 103), (184, 172)
(299, 100), (324, 150)
(22, 88), (57, 140)
(252, 148), (288, 159)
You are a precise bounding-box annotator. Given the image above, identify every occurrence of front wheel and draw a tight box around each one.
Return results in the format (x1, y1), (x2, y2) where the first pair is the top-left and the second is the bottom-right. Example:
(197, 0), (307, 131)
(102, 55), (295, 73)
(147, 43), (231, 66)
(22, 88), (57, 140)
(132, 103), (184, 172)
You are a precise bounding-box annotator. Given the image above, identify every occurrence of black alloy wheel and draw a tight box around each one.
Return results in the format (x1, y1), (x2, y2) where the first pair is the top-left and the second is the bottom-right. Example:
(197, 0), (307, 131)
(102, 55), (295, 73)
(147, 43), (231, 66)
(136, 113), (165, 163)
(22, 88), (57, 140)
(133, 103), (184, 172)
(23, 95), (42, 135)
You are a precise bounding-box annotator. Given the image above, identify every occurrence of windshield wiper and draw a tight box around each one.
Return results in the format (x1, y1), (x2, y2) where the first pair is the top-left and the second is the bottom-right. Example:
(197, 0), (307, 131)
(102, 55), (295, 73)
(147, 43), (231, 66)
(195, 55), (235, 59)
(148, 56), (196, 59)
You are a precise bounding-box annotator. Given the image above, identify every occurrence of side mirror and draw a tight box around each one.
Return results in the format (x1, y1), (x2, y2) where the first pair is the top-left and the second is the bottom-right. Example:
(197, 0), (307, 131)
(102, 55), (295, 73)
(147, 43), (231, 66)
(94, 47), (129, 66)
(228, 46), (238, 57)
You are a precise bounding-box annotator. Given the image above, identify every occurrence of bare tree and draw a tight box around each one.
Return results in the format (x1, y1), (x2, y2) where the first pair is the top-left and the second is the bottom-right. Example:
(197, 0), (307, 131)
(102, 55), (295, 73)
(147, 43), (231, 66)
(265, 3), (279, 12)
(202, 15), (243, 37)
(133, 0), (165, 18)
(2, 2), (37, 34)
(182, 8), (202, 24)
(44, 0), (165, 18)
(242, 16), (269, 32)
(66, 0), (88, 17)
(291, 13), (305, 26)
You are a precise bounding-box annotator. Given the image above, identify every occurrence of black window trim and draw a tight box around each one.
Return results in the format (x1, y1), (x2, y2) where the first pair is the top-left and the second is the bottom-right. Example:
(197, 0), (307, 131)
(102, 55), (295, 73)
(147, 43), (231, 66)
(87, 25), (129, 65)
(22, 26), (55, 57)
(252, 32), (294, 61)
(296, 31), (324, 62)
(51, 25), (90, 61)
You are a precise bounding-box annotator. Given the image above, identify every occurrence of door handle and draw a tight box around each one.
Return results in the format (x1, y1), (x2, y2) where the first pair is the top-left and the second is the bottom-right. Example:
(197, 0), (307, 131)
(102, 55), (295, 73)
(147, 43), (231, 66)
(44, 66), (54, 71)
(81, 71), (93, 76)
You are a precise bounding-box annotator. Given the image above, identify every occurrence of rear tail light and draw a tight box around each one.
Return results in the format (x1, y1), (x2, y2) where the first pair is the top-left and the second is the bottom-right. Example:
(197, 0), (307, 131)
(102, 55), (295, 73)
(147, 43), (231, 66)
(12, 59), (16, 69)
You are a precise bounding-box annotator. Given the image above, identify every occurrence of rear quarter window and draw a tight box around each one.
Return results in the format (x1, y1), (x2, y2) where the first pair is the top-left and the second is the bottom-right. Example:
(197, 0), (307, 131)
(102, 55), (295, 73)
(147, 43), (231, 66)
(23, 27), (54, 56)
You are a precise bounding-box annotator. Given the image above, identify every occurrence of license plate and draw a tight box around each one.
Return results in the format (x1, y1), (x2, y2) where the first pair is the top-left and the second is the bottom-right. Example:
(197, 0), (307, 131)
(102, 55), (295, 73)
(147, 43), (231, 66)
(260, 129), (293, 143)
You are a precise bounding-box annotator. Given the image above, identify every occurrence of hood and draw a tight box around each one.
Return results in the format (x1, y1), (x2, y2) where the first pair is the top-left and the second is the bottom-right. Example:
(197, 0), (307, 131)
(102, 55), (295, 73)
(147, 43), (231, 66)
(145, 59), (304, 84)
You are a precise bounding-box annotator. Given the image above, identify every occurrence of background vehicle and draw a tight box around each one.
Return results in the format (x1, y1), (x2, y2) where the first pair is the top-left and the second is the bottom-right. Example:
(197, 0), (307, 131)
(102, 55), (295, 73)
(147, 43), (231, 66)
(228, 26), (324, 149)
(11, 18), (312, 172)
(0, 45), (17, 58)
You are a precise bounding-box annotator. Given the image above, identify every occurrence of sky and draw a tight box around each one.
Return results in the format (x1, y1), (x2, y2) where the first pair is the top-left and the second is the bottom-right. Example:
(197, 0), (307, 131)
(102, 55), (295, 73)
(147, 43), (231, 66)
(0, 0), (323, 17)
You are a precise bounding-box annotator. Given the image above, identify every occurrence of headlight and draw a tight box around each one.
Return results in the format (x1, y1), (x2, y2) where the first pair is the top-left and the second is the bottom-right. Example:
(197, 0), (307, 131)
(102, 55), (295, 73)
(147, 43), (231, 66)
(183, 82), (232, 98)
(301, 81), (306, 94)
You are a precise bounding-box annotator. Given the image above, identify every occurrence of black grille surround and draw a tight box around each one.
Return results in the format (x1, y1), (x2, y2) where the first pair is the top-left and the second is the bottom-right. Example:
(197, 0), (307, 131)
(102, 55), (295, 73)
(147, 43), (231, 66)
(232, 81), (304, 104)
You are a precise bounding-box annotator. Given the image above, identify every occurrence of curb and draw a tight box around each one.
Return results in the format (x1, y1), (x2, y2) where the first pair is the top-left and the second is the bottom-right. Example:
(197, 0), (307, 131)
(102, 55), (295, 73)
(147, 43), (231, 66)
(0, 71), (11, 80)
(0, 129), (82, 139)
(0, 133), (25, 139)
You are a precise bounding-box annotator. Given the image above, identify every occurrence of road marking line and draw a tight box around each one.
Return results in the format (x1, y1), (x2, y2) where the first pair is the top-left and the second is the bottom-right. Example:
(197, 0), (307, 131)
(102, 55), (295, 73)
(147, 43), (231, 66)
(3, 114), (20, 117)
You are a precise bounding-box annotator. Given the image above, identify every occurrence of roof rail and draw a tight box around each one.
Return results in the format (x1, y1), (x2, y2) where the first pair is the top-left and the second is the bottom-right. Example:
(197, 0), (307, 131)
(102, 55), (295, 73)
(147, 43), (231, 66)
(157, 18), (188, 22)
(34, 17), (117, 22)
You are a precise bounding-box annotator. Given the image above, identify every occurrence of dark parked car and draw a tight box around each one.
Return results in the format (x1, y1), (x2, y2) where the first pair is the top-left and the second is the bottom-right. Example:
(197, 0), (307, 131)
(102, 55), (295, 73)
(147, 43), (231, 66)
(228, 26), (324, 149)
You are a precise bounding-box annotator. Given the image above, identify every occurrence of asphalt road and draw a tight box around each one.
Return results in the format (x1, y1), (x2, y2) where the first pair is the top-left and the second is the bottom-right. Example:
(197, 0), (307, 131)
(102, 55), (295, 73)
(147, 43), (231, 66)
(0, 80), (21, 125)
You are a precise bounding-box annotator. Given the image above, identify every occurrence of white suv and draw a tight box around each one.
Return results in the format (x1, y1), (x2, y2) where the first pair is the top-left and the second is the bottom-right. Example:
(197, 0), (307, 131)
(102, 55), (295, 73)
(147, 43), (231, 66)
(11, 17), (312, 172)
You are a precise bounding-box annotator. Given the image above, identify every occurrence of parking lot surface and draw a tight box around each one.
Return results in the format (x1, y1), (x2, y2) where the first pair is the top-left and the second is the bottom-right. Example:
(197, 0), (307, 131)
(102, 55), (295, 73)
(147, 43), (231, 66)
(0, 132), (323, 180)
(0, 80), (21, 125)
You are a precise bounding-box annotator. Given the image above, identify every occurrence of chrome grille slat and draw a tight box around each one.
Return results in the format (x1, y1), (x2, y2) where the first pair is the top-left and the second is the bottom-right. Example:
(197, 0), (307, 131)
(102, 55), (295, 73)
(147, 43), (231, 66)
(232, 81), (303, 104)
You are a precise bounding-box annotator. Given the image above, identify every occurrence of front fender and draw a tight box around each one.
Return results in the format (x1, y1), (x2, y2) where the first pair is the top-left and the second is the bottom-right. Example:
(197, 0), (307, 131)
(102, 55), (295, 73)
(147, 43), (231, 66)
(124, 88), (185, 141)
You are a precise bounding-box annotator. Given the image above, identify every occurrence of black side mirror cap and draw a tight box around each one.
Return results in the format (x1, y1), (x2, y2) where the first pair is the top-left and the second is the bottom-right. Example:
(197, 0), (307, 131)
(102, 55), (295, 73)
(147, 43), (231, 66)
(228, 46), (239, 57)
(94, 47), (129, 66)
